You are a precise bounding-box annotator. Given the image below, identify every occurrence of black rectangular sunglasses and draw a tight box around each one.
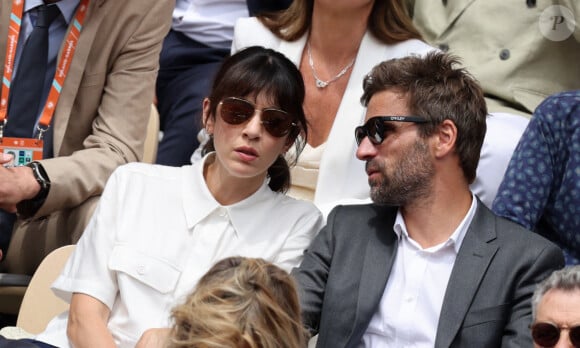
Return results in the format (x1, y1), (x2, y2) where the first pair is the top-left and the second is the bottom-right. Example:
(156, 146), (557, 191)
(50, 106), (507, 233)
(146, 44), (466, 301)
(355, 116), (428, 146)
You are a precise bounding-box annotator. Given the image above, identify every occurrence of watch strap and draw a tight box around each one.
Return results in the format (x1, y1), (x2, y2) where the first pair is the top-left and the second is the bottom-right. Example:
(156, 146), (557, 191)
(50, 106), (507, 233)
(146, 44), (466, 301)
(16, 162), (51, 218)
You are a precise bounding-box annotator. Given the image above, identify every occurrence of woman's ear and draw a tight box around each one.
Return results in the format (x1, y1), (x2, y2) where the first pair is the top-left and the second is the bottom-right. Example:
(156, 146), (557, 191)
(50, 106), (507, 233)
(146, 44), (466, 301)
(202, 98), (214, 134)
(282, 129), (301, 154)
(282, 140), (294, 154)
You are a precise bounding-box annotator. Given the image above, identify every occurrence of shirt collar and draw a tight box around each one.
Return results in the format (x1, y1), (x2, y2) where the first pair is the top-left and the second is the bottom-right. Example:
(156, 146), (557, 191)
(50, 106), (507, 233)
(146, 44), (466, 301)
(393, 193), (478, 253)
(182, 152), (274, 238)
(26, 0), (81, 24)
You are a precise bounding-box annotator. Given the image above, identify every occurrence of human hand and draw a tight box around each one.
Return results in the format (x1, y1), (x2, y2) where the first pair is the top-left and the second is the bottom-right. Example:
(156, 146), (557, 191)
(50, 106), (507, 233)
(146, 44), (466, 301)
(0, 153), (40, 212)
(135, 328), (171, 348)
(0, 152), (13, 167)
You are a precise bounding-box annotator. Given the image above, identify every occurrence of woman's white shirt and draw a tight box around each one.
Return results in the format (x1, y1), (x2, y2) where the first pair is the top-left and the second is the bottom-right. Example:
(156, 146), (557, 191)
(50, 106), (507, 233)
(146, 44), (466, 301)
(36, 153), (323, 348)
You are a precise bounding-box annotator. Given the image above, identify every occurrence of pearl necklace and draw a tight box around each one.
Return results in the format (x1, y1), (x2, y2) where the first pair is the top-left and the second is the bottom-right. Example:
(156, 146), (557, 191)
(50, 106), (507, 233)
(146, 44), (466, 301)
(307, 41), (356, 89)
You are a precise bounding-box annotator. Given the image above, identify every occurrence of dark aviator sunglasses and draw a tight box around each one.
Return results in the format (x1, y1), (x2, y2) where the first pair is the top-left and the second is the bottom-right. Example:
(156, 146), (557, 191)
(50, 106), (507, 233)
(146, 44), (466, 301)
(531, 322), (580, 347)
(354, 116), (429, 146)
(218, 97), (297, 138)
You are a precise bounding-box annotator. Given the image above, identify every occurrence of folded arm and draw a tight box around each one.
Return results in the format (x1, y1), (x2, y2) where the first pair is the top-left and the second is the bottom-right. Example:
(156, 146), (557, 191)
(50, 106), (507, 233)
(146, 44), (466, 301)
(35, 1), (172, 218)
(291, 207), (340, 335)
(67, 293), (116, 348)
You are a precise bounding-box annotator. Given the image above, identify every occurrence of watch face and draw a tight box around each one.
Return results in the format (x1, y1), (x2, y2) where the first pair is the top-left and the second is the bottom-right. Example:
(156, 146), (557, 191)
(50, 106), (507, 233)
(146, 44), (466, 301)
(28, 162), (50, 190)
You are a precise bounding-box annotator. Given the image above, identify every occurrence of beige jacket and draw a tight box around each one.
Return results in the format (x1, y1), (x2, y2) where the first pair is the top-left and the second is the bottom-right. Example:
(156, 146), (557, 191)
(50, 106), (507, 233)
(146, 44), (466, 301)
(0, 0), (172, 274)
(407, 0), (580, 116)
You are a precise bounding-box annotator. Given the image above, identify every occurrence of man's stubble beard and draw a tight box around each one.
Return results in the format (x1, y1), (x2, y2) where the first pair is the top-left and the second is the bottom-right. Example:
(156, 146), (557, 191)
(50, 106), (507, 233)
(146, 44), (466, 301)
(368, 139), (434, 206)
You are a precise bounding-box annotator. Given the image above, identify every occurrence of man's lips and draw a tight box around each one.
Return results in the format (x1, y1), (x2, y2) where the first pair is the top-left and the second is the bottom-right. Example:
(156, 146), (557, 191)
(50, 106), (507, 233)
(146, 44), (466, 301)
(365, 162), (379, 176)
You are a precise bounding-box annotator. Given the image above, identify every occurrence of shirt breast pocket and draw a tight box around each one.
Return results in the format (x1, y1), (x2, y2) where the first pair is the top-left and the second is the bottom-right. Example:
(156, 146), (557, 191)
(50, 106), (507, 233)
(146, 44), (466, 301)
(108, 244), (182, 294)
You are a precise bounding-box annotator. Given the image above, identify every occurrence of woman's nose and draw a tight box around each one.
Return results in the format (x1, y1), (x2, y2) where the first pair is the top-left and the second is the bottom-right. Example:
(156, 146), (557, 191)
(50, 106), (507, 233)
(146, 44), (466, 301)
(242, 112), (263, 139)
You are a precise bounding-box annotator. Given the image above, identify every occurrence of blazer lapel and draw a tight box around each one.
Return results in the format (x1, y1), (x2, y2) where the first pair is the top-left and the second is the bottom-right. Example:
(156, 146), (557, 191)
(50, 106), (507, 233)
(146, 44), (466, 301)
(275, 32), (381, 206)
(277, 33), (306, 67)
(52, 0), (106, 154)
(314, 32), (388, 205)
(440, 0), (477, 38)
(345, 207), (399, 346)
(434, 202), (499, 348)
(412, 0), (477, 39)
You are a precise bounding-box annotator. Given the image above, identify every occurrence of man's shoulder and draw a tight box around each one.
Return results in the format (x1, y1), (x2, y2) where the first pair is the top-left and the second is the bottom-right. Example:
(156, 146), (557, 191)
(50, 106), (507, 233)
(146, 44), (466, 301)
(326, 204), (398, 240)
(89, 0), (173, 27)
(330, 203), (396, 219)
(97, 0), (169, 11)
(478, 203), (562, 255)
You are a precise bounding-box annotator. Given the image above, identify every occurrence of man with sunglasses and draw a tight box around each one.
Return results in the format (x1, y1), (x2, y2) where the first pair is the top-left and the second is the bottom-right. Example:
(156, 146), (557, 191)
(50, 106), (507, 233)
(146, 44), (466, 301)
(532, 266), (580, 348)
(293, 52), (564, 348)
(530, 266), (580, 348)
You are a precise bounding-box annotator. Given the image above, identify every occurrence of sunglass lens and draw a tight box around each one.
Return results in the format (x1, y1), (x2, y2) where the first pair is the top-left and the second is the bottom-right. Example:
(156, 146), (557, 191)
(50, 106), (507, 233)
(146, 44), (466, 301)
(355, 119), (384, 146)
(262, 109), (294, 137)
(570, 326), (580, 347)
(355, 126), (365, 145)
(533, 323), (560, 347)
(220, 98), (254, 125)
(367, 118), (384, 145)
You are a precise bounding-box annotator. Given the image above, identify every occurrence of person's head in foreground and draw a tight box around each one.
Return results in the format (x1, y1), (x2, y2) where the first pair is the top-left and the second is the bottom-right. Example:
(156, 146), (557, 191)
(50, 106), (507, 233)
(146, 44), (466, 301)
(167, 257), (307, 348)
(201, 46), (307, 194)
(531, 266), (580, 348)
(356, 51), (487, 206)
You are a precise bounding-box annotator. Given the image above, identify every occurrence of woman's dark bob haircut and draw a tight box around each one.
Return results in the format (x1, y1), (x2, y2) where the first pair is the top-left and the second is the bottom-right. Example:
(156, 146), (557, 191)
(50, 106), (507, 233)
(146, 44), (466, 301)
(202, 46), (307, 193)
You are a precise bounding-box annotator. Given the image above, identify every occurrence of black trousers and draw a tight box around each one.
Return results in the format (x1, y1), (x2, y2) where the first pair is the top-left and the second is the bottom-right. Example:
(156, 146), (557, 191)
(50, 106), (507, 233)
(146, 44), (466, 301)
(0, 337), (57, 348)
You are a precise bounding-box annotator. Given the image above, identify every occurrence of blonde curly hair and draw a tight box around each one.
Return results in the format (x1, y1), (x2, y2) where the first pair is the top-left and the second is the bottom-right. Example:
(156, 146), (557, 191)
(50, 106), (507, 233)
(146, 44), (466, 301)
(167, 257), (307, 348)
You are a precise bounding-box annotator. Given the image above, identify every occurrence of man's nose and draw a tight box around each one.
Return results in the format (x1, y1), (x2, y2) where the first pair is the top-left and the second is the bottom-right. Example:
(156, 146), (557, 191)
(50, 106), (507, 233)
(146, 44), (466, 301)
(356, 136), (378, 161)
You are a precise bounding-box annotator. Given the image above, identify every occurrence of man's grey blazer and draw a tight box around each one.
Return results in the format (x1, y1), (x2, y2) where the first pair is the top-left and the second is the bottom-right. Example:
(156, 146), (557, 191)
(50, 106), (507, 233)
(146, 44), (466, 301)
(293, 201), (564, 347)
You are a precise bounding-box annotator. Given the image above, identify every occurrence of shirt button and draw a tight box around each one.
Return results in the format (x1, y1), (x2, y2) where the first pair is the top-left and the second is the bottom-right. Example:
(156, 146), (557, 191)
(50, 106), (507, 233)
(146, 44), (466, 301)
(438, 43), (449, 52)
(499, 49), (510, 60)
(137, 265), (146, 275)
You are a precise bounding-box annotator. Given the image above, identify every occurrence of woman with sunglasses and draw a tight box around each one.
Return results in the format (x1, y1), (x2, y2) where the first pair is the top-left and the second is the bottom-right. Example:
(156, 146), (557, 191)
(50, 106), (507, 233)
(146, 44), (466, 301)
(25, 46), (323, 348)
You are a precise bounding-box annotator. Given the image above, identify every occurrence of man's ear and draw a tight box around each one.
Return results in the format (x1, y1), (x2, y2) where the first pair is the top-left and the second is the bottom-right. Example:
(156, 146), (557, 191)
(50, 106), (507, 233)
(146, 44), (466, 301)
(202, 98), (214, 134)
(433, 119), (457, 158)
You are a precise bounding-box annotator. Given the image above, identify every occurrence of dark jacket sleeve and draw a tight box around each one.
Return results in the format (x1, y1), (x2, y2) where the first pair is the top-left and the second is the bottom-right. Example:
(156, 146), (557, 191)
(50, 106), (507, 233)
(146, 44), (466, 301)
(501, 241), (564, 347)
(291, 206), (340, 335)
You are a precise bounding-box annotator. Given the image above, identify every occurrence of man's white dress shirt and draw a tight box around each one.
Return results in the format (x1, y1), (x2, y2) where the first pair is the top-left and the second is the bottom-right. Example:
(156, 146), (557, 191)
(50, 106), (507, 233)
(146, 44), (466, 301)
(360, 195), (478, 347)
(172, 0), (248, 48)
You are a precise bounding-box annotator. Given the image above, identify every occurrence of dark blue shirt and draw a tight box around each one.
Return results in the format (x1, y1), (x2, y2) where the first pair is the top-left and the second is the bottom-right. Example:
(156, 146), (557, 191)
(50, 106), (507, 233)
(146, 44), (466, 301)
(493, 90), (580, 265)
